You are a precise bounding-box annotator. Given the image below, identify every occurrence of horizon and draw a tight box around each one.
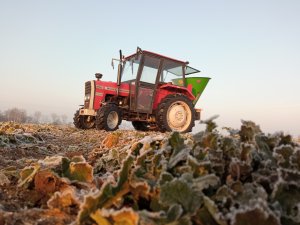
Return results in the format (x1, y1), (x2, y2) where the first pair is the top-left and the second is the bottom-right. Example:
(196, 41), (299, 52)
(1, 1), (299, 136)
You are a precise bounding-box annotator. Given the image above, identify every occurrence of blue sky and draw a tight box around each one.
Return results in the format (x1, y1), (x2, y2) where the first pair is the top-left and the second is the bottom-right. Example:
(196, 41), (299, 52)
(0, 0), (299, 135)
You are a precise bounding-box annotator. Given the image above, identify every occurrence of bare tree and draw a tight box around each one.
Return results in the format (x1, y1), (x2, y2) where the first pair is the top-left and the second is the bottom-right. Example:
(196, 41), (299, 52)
(33, 111), (42, 124)
(26, 115), (33, 123)
(61, 114), (68, 124)
(4, 108), (27, 123)
(41, 115), (50, 124)
(0, 111), (5, 121)
(51, 113), (61, 125)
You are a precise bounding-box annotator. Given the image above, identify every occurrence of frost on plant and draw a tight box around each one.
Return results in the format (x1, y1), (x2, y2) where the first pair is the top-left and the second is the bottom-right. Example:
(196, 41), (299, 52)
(1, 121), (300, 224)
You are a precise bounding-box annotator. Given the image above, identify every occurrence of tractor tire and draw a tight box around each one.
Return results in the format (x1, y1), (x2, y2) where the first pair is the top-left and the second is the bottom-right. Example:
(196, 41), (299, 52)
(156, 94), (195, 133)
(96, 104), (122, 131)
(73, 110), (95, 129)
(132, 121), (150, 131)
(73, 110), (84, 129)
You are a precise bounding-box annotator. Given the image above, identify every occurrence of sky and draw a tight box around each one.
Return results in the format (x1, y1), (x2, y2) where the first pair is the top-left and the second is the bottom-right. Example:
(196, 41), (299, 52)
(0, 0), (299, 136)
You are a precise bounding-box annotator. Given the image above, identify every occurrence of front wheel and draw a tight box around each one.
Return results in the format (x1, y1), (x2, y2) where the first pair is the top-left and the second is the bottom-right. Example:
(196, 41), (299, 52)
(96, 104), (122, 131)
(73, 110), (95, 129)
(156, 94), (195, 133)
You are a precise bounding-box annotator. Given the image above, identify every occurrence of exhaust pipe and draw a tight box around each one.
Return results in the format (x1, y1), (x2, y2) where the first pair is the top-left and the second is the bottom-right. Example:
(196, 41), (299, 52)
(117, 50), (122, 88)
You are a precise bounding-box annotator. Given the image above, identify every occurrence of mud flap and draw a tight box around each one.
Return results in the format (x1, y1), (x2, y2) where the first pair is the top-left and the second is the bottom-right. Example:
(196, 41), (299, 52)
(195, 108), (201, 120)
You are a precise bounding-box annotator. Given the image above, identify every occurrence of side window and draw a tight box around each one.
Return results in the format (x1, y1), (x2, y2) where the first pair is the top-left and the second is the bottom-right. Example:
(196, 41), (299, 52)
(140, 56), (160, 84)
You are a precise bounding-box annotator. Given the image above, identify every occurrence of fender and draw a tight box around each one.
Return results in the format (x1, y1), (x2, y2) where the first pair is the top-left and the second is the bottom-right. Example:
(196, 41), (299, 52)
(153, 83), (195, 110)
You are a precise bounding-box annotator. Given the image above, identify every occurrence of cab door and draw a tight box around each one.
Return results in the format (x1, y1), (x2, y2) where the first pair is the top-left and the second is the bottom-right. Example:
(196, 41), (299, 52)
(133, 55), (161, 113)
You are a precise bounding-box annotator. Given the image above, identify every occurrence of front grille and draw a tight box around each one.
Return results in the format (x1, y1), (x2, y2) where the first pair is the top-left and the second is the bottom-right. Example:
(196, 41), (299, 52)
(84, 81), (92, 109)
(85, 81), (91, 95)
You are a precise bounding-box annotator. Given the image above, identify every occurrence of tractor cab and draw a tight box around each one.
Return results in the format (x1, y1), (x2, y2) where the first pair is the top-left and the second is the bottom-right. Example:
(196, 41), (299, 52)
(120, 49), (207, 114)
(74, 48), (210, 133)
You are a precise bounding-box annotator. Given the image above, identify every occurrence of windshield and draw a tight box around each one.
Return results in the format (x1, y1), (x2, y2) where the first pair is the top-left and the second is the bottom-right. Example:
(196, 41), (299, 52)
(159, 59), (181, 83)
(121, 55), (141, 82)
(166, 65), (200, 76)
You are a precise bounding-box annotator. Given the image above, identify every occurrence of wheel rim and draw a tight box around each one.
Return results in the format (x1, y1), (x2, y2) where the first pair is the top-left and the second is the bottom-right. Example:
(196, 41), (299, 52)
(107, 111), (119, 129)
(83, 116), (95, 128)
(167, 101), (192, 132)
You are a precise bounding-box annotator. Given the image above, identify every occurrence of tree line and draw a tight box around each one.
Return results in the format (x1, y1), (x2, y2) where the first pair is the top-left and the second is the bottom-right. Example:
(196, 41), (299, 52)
(0, 107), (69, 125)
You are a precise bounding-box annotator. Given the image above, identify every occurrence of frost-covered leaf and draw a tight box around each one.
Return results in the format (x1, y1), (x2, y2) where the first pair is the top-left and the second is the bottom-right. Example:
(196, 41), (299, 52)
(167, 132), (191, 169)
(255, 134), (275, 162)
(168, 148), (189, 169)
(159, 172), (174, 186)
(34, 169), (58, 194)
(168, 132), (185, 154)
(271, 180), (300, 224)
(191, 145), (208, 161)
(193, 174), (220, 192)
(187, 155), (211, 177)
(90, 208), (139, 225)
(240, 143), (253, 162)
(208, 149), (225, 176)
(166, 204), (183, 222)
(200, 115), (219, 133)
(290, 148), (300, 169)
(77, 155), (135, 223)
(111, 208), (139, 225)
(239, 120), (261, 142)
(68, 162), (93, 183)
(159, 176), (202, 214)
(47, 186), (80, 211)
(228, 158), (252, 182)
(62, 156), (93, 183)
(233, 182), (268, 204)
(273, 145), (294, 168)
(230, 199), (280, 225)
(130, 181), (151, 201)
(90, 210), (111, 225)
(203, 196), (227, 225)
(102, 133), (120, 148)
(130, 142), (143, 156)
(18, 163), (40, 187)
(0, 172), (10, 186)
(139, 208), (191, 225)
(38, 155), (63, 168)
(193, 206), (220, 225)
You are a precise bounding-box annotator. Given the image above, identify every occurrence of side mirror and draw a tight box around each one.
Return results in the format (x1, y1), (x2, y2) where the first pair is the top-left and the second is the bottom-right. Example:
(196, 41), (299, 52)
(95, 73), (103, 80)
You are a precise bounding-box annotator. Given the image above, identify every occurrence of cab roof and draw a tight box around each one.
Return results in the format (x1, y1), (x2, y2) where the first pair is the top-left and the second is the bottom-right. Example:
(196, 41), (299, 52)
(125, 50), (187, 65)
(124, 49), (200, 76)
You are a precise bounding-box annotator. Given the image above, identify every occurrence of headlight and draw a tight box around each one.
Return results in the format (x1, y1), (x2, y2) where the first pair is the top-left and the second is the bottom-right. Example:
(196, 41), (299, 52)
(84, 94), (90, 101)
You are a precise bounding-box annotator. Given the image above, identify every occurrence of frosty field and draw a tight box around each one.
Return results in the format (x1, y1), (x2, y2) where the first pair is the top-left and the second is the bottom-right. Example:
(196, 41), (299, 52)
(0, 120), (299, 225)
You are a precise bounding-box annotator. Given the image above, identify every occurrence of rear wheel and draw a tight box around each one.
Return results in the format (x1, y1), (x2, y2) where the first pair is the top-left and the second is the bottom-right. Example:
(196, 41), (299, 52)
(73, 110), (95, 129)
(156, 94), (195, 133)
(96, 104), (122, 131)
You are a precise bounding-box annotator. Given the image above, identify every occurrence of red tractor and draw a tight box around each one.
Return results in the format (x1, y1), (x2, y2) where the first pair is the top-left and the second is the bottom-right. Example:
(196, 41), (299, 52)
(74, 48), (210, 133)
